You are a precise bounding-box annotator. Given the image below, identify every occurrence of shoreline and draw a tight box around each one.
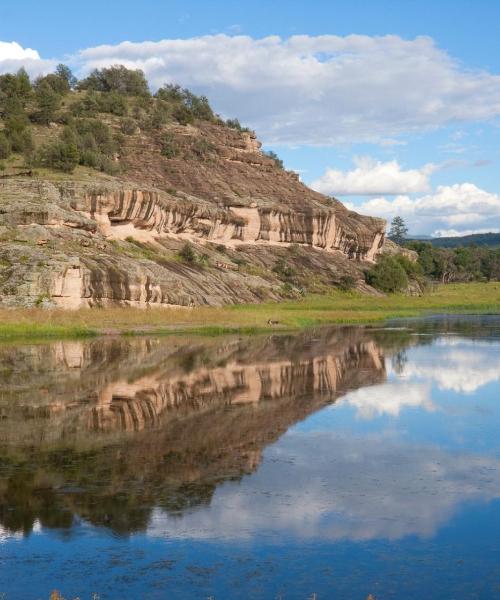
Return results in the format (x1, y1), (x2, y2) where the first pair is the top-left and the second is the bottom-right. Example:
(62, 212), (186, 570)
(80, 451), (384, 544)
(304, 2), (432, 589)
(1, 282), (499, 341)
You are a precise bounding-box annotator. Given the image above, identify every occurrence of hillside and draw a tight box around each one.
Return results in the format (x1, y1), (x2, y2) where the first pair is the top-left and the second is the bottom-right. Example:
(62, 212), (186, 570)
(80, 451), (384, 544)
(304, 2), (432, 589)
(0, 65), (388, 308)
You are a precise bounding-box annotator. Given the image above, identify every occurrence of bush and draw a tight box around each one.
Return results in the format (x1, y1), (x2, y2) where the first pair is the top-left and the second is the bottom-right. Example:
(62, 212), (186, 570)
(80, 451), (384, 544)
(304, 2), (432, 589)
(99, 156), (120, 175)
(37, 139), (79, 172)
(79, 149), (99, 168)
(97, 91), (129, 116)
(226, 118), (250, 132)
(178, 242), (196, 263)
(272, 258), (297, 279)
(160, 133), (178, 158)
(366, 256), (408, 293)
(191, 138), (215, 160)
(338, 274), (356, 291)
(173, 104), (194, 126)
(121, 117), (137, 135)
(263, 150), (284, 169)
(9, 127), (33, 153)
(0, 132), (11, 159)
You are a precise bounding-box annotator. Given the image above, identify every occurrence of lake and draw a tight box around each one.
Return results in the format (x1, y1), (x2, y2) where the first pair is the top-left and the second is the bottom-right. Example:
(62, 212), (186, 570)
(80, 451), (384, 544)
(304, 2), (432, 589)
(0, 316), (499, 599)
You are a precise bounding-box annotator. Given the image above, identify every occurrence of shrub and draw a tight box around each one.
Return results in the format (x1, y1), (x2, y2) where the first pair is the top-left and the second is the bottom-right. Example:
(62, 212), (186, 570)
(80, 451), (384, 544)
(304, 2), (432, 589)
(79, 149), (99, 168)
(338, 274), (356, 291)
(191, 138), (215, 160)
(226, 118), (250, 132)
(272, 258), (297, 279)
(160, 133), (178, 158)
(366, 256), (408, 293)
(263, 150), (284, 169)
(173, 104), (194, 126)
(70, 92), (100, 117)
(121, 117), (137, 135)
(0, 132), (11, 159)
(178, 242), (196, 263)
(97, 91), (129, 116)
(37, 139), (79, 173)
(9, 127), (33, 153)
(98, 156), (120, 175)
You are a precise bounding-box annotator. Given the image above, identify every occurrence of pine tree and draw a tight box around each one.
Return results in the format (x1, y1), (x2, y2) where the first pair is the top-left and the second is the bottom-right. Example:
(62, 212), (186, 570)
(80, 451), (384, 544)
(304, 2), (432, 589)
(388, 216), (408, 245)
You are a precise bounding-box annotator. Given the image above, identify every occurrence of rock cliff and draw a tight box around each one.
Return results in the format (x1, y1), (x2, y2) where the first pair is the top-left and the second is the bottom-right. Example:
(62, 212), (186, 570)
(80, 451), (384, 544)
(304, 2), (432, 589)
(0, 121), (386, 308)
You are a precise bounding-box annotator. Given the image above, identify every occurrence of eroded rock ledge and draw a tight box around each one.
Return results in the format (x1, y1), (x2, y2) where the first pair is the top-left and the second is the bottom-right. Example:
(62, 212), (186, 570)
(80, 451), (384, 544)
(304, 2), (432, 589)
(0, 177), (386, 308)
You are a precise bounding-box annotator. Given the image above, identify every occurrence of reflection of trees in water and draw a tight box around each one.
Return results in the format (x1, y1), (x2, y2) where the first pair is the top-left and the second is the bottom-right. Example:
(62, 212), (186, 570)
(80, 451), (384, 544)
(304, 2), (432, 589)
(391, 349), (408, 375)
(0, 328), (389, 535)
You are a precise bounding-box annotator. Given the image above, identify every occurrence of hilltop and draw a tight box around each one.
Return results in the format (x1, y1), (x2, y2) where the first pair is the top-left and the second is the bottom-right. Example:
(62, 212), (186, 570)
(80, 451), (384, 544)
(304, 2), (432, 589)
(0, 65), (390, 308)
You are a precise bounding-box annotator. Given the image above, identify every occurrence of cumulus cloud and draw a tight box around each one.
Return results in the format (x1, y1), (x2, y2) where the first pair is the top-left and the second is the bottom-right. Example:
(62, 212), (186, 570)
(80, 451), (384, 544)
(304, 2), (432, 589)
(71, 34), (500, 145)
(310, 156), (436, 195)
(350, 183), (500, 236)
(2, 34), (500, 145)
(0, 40), (56, 77)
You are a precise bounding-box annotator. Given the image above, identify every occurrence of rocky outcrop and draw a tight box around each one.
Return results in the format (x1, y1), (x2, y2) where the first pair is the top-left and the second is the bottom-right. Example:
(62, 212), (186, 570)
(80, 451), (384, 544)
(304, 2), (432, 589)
(0, 122), (386, 308)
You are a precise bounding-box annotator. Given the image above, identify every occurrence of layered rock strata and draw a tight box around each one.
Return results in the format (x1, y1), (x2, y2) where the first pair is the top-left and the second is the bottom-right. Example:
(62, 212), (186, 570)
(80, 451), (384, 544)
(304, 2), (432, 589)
(0, 122), (386, 307)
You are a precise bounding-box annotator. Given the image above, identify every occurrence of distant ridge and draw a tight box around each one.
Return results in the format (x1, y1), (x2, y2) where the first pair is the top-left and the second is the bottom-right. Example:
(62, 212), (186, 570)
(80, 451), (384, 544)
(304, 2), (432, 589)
(408, 232), (500, 248)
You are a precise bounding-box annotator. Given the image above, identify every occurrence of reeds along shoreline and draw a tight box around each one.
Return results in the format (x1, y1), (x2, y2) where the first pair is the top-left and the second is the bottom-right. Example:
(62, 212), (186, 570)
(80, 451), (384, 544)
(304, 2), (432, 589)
(0, 282), (499, 341)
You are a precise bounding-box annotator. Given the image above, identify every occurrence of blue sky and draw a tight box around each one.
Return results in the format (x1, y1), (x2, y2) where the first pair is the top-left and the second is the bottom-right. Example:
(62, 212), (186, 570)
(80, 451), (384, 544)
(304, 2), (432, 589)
(1, 0), (500, 236)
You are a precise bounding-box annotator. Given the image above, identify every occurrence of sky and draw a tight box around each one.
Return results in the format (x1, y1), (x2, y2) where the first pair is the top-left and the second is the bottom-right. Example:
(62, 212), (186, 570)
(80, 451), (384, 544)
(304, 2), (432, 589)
(1, 0), (500, 236)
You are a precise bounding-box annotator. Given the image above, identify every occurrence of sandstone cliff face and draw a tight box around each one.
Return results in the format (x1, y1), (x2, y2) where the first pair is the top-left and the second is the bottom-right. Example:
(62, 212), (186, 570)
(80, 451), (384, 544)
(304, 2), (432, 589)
(0, 122), (386, 308)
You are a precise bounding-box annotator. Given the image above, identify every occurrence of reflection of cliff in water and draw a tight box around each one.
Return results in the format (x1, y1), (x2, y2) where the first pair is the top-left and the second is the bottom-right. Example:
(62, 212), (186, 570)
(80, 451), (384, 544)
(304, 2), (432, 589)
(0, 328), (386, 535)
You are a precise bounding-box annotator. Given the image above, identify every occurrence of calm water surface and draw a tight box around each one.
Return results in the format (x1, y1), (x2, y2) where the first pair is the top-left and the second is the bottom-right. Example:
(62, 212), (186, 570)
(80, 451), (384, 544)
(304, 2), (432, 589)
(0, 316), (499, 599)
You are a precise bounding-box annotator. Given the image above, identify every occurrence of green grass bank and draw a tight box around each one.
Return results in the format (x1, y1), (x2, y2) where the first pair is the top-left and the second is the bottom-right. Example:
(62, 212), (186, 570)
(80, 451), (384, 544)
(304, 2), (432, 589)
(0, 282), (499, 341)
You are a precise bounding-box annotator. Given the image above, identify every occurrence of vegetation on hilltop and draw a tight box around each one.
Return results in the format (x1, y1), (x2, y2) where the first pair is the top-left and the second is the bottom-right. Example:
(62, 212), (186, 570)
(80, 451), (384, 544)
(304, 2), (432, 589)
(0, 64), (271, 176)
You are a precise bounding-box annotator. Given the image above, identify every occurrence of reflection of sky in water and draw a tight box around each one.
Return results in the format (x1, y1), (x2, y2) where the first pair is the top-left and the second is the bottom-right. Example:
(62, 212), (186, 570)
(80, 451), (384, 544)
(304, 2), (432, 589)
(2, 324), (500, 599)
(298, 337), (500, 455)
(143, 335), (500, 543)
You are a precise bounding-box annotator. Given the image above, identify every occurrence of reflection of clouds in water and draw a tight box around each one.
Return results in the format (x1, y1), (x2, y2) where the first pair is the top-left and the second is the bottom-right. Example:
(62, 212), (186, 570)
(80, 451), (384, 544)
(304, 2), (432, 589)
(147, 433), (500, 543)
(402, 339), (500, 393)
(0, 525), (22, 542)
(338, 381), (434, 419)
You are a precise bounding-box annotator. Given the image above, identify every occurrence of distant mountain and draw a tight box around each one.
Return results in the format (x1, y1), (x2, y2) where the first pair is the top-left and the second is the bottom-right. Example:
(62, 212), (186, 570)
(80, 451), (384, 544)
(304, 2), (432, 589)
(408, 233), (500, 248)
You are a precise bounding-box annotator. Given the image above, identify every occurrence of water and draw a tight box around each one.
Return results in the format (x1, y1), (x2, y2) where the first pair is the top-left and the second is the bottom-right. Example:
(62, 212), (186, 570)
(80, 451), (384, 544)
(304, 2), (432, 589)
(0, 316), (499, 599)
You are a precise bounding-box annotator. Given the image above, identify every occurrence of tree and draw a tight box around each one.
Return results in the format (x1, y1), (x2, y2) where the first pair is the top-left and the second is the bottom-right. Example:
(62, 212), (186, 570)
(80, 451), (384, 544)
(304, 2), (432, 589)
(55, 64), (77, 89)
(33, 80), (60, 124)
(38, 139), (79, 172)
(78, 66), (150, 96)
(388, 216), (408, 245)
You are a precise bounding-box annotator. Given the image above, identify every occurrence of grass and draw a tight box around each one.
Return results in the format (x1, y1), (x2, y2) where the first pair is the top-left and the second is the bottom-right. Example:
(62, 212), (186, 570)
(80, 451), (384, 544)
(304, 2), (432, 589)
(0, 282), (499, 341)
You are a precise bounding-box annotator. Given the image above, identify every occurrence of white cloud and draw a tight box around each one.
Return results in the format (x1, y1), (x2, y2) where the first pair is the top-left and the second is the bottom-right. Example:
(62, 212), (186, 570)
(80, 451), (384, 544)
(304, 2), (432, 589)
(71, 34), (500, 145)
(0, 40), (55, 77)
(310, 156), (436, 195)
(3, 34), (500, 146)
(351, 183), (500, 236)
(339, 381), (434, 419)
